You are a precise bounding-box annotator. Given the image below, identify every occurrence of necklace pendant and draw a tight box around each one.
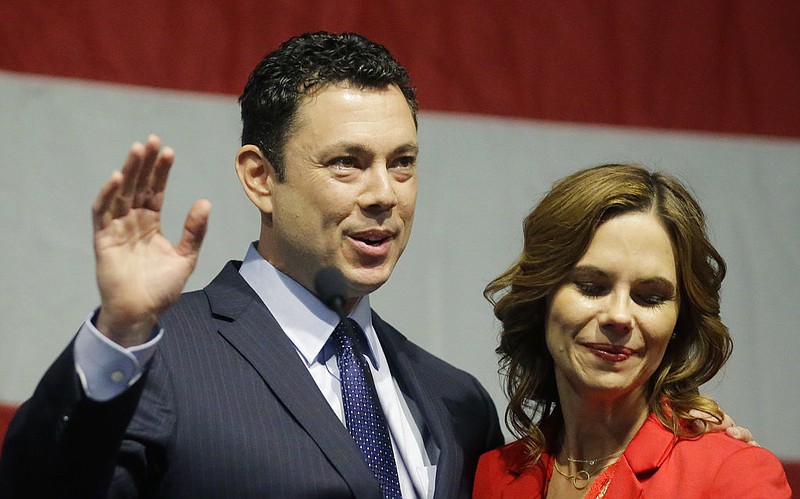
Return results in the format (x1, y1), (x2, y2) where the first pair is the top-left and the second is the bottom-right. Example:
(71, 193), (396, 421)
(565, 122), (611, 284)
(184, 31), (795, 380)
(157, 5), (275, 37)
(587, 459), (596, 466)
(573, 470), (591, 490)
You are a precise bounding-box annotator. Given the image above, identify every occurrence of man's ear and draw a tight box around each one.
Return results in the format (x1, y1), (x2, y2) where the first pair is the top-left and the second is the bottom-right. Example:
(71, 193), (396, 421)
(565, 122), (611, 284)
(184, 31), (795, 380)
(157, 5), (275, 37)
(235, 145), (275, 214)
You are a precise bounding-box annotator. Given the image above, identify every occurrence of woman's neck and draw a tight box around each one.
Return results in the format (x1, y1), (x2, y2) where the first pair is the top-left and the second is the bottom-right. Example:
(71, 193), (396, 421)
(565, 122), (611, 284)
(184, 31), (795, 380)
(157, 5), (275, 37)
(556, 385), (650, 469)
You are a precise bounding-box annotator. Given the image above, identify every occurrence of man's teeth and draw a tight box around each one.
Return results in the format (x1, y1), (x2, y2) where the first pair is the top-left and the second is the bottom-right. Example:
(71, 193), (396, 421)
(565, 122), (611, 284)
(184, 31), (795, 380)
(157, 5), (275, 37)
(356, 235), (385, 246)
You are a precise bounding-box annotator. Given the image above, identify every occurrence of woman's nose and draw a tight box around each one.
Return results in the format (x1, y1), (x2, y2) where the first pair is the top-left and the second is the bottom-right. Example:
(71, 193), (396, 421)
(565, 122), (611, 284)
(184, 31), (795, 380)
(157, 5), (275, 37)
(600, 293), (634, 333)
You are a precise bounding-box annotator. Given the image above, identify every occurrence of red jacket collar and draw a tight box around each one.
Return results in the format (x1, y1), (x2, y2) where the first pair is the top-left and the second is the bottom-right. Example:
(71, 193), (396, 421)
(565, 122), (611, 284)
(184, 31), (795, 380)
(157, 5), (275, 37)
(501, 412), (676, 498)
(599, 413), (677, 497)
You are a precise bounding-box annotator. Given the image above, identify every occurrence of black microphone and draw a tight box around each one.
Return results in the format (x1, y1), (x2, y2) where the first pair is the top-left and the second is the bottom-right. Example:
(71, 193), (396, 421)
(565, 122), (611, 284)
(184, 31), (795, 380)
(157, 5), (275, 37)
(314, 267), (348, 318)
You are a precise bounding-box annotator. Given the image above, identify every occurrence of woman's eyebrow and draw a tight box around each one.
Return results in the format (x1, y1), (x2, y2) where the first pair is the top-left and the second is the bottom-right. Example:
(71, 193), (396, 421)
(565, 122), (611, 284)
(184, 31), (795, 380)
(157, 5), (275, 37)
(638, 277), (677, 294)
(570, 265), (608, 278)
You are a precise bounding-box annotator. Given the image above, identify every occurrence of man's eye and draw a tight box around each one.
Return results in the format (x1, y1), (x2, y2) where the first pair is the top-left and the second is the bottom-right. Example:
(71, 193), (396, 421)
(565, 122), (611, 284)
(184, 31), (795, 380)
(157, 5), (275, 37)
(330, 157), (357, 169)
(393, 156), (416, 169)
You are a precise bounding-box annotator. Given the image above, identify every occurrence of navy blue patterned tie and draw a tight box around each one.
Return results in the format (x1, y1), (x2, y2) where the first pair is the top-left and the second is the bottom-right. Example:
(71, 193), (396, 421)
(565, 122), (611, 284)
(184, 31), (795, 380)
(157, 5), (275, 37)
(332, 318), (402, 499)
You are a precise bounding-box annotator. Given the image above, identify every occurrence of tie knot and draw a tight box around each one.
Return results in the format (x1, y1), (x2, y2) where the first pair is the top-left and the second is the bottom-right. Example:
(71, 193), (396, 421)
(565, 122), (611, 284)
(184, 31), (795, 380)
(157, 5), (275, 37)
(332, 318), (369, 357)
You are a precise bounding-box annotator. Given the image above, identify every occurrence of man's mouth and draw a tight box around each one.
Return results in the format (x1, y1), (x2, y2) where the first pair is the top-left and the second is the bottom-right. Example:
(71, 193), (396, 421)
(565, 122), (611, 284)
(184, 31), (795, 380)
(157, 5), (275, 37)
(351, 230), (393, 247)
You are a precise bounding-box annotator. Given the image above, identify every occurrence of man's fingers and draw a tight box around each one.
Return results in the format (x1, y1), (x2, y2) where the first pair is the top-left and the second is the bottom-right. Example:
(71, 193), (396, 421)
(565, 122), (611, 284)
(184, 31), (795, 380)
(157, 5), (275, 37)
(137, 136), (161, 192)
(116, 141), (146, 212)
(176, 199), (211, 259)
(146, 146), (175, 211)
(689, 409), (730, 424)
(92, 171), (124, 231)
(95, 136), (171, 228)
(726, 426), (747, 439)
(726, 425), (758, 445)
(131, 136), (161, 207)
(688, 409), (756, 444)
(719, 412), (735, 428)
(688, 408), (731, 433)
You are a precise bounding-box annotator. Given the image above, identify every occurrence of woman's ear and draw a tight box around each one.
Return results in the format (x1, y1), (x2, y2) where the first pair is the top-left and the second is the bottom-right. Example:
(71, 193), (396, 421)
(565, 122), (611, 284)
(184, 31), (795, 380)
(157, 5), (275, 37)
(235, 145), (274, 214)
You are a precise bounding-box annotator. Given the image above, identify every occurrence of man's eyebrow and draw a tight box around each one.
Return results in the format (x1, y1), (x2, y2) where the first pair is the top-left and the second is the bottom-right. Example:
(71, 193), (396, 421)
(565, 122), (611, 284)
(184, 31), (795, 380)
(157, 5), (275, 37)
(325, 142), (418, 155)
(393, 143), (419, 155)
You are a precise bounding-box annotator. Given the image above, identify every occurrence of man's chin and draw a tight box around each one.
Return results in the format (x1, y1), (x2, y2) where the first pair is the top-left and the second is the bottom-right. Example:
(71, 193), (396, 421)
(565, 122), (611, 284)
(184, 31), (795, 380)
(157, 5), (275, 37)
(343, 267), (393, 296)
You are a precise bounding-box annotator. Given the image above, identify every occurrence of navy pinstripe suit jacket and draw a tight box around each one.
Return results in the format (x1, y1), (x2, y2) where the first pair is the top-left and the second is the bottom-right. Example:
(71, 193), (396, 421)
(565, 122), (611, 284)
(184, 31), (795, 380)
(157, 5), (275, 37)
(0, 262), (504, 498)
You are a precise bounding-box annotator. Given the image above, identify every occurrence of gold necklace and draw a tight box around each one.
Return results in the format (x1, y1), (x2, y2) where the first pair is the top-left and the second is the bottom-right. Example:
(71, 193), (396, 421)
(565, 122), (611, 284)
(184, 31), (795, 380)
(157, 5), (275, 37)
(553, 459), (614, 490)
(565, 449), (624, 466)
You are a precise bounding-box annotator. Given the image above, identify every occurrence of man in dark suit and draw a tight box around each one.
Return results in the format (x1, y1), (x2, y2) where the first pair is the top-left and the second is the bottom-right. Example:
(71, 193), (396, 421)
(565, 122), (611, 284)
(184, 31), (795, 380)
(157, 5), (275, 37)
(0, 32), (504, 497)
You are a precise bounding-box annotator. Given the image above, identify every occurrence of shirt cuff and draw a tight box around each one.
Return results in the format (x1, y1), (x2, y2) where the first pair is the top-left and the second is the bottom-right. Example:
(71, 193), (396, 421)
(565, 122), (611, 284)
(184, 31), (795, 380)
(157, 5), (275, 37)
(74, 310), (163, 402)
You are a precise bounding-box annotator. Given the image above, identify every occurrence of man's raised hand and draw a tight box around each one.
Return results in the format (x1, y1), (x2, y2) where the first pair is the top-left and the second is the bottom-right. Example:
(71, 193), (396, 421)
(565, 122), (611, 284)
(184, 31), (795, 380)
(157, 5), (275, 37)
(92, 135), (211, 347)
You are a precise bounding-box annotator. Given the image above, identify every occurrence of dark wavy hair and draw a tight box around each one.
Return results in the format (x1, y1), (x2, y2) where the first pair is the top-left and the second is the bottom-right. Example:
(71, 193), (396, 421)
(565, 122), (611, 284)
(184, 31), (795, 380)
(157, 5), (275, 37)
(484, 164), (732, 461)
(239, 31), (418, 181)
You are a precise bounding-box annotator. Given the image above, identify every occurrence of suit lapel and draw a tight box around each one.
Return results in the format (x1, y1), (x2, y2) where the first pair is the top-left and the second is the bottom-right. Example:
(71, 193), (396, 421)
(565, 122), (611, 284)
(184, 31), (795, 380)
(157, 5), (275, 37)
(372, 313), (464, 498)
(604, 457), (645, 497)
(203, 263), (381, 498)
(603, 413), (673, 497)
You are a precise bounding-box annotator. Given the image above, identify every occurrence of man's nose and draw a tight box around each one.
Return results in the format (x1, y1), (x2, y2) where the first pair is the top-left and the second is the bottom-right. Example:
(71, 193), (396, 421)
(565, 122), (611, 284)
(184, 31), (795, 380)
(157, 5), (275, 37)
(360, 165), (398, 211)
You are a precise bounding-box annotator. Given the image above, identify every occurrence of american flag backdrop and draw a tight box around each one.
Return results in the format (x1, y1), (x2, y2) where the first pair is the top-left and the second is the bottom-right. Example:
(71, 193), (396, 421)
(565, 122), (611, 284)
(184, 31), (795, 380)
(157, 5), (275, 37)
(1, 0), (798, 484)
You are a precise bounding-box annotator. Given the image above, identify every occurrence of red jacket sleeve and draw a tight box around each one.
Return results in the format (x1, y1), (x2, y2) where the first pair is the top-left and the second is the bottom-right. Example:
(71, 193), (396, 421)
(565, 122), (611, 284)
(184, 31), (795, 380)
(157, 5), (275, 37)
(707, 444), (792, 498)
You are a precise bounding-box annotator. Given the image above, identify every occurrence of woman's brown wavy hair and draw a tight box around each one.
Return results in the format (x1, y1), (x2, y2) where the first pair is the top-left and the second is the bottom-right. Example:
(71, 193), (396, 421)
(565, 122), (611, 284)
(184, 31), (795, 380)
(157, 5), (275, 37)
(484, 164), (732, 462)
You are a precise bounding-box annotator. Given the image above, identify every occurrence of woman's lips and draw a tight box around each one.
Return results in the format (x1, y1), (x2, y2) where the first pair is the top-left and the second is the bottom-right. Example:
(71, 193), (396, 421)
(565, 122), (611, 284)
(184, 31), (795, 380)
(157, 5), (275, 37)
(583, 343), (636, 363)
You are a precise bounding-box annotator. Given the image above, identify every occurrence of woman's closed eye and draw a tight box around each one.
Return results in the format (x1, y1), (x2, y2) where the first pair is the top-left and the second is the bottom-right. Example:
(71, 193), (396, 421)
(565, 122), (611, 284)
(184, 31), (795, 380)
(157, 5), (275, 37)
(633, 279), (676, 307)
(635, 293), (670, 306)
(575, 281), (608, 297)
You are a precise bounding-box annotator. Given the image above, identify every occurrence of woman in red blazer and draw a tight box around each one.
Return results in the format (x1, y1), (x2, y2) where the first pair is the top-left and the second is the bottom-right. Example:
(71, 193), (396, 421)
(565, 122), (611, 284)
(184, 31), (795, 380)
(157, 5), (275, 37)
(476, 164), (791, 498)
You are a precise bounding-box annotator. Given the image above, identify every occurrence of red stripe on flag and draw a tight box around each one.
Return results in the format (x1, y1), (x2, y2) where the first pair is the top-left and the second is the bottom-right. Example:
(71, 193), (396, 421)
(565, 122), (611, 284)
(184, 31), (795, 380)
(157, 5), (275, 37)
(1, 1), (799, 137)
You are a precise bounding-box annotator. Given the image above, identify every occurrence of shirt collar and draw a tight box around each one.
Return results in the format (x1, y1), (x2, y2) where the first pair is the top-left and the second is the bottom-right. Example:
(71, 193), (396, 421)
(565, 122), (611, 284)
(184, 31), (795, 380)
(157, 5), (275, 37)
(238, 243), (381, 369)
